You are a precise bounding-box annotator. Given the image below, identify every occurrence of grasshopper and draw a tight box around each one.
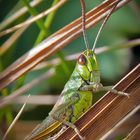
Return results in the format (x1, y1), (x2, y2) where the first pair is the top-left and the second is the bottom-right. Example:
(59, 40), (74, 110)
(25, 0), (129, 140)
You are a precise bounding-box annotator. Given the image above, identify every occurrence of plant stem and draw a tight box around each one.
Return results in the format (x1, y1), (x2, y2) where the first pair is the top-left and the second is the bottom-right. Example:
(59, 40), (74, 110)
(23, 0), (47, 35)
(1, 89), (13, 125)
(57, 52), (71, 76)
(35, 0), (59, 45)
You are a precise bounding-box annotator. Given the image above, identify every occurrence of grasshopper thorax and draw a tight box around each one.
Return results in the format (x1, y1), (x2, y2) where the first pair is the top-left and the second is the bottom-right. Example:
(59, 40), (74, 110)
(76, 49), (100, 83)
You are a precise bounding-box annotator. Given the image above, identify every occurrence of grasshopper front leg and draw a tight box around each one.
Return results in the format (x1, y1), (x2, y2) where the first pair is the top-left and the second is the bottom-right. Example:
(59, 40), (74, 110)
(49, 93), (85, 140)
(80, 83), (129, 98)
(97, 86), (130, 98)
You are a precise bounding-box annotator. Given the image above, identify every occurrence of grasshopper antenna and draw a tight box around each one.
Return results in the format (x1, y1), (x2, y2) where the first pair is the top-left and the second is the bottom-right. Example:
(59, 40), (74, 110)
(92, 0), (120, 51)
(80, 0), (89, 50)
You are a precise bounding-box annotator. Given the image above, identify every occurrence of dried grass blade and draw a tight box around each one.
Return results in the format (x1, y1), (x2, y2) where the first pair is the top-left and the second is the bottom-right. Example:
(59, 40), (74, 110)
(0, 25), (29, 56)
(0, 0), (67, 37)
(102, 104), (140, 139)
(2, 95), (30, 140)
(0, 0), (43, 31)
(0, 68), (55, 108)
(33, 38), (140, 71)
(0, 0), (132, 90)
(1, 95), (59, 105)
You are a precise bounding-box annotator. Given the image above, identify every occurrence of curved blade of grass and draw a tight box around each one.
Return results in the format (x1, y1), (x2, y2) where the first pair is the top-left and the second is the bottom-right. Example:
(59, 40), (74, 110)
(2, 94), (30, 140)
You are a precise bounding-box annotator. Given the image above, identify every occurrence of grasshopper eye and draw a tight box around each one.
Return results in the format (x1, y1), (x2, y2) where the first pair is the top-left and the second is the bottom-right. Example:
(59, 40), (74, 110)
(78, 54), (86, 65)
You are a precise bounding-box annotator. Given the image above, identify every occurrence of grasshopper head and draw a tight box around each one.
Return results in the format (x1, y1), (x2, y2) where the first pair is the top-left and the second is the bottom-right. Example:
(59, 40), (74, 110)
(76, 49), (100, 83)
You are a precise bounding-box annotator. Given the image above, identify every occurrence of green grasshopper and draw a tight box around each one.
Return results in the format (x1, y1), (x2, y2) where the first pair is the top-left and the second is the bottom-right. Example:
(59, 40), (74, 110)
(25, 0), (129, 140)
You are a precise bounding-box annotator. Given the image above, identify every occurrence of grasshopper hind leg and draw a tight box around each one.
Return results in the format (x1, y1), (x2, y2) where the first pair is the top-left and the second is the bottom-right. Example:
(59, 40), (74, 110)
(49, 114), (85, 140)
(47, 126), (67, 140)
(62, 121), (85, 140)
(49, 93), (85, 140)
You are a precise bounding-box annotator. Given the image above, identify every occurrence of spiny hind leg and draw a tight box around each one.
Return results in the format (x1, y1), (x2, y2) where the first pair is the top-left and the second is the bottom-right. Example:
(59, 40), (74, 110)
(62, 121), (85, 140)
(49, 93), (85, 140)
(49, 114), (85, 140)
(47, 126), (67, 140)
